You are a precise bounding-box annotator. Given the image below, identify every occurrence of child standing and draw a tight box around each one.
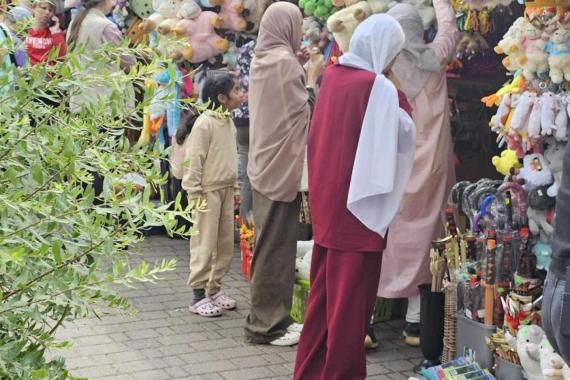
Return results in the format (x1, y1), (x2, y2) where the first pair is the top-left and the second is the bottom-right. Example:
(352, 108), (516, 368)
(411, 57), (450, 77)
(180, 73), (244, 317)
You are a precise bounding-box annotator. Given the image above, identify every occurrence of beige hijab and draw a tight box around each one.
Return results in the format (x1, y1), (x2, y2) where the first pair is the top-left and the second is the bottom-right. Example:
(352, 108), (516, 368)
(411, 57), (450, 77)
(247, 2), (310, 202)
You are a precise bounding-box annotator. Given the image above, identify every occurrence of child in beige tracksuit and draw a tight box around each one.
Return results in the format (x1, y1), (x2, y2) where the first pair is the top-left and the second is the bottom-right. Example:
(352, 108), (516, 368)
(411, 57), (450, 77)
(179, 73), (244, 317)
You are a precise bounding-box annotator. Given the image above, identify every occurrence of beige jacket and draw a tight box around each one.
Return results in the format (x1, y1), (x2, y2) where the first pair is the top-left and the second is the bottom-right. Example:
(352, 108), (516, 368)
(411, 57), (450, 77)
(181, 111), (237, 197)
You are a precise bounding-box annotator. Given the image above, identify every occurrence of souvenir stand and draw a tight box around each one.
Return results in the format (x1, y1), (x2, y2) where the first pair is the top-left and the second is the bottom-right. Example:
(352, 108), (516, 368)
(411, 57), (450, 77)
(416, 0), (570, 377)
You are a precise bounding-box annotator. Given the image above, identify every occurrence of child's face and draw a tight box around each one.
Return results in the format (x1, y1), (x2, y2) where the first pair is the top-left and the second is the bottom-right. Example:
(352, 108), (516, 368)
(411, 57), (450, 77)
(218, 79), (244, 111)
(33, 2), (55, 28)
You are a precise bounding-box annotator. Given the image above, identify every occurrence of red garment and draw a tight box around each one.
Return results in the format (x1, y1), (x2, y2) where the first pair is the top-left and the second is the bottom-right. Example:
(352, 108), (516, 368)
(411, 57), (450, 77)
(307, 65), (412, 252)
(294, 245), (381, 380)
(25, 28), (66, 66)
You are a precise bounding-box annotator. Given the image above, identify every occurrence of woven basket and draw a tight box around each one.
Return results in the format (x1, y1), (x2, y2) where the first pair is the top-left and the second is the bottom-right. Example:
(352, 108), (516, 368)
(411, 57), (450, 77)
(442, 284), (457, 363)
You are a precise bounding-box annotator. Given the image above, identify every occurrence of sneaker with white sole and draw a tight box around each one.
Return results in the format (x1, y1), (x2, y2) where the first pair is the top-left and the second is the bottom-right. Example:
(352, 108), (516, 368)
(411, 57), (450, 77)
(270, 331), (300, 346)
(287, 323), (303, 333)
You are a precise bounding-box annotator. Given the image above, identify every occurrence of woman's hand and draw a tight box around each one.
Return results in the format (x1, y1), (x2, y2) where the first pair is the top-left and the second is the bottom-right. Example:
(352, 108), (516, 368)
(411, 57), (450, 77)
(306, 53), (325, 88)
(296, 47), (311, 66)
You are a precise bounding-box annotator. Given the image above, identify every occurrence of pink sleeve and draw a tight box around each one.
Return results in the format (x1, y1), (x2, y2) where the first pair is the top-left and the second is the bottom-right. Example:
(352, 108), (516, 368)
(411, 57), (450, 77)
(428, 0), (459, 63)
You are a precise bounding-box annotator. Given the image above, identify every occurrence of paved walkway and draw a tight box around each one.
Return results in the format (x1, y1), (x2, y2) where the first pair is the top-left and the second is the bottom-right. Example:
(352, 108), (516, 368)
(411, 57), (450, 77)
(54, 236), (422, 379)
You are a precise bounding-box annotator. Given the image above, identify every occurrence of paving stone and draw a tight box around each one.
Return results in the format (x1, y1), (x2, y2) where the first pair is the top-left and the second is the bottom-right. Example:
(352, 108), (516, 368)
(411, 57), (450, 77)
(54, 236), (419, 379)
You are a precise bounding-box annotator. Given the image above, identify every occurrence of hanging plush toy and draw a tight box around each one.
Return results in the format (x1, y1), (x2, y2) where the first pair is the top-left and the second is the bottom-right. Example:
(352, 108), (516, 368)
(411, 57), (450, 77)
(541, 92), (559, 137)
(219, 0), (247, 32)
(492, 149), (521, 176)
(517, 325), (545, 380)
(511, 92), (536, 131)
(242, 0), (272, 33)
(495, 18), (527, 72)
(518, 153), (554, 192)
(546, 27), (570, 84)
(141, 0), (198, 34)
(554, 95), (568, 142)
(173, 10), (229, 63)
(517, 23), (549, 79)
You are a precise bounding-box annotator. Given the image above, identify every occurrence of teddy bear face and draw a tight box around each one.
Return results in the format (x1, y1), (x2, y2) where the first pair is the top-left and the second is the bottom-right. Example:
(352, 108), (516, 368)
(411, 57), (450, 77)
(551, 28), (569, 44)
(524, 24), (542, 39)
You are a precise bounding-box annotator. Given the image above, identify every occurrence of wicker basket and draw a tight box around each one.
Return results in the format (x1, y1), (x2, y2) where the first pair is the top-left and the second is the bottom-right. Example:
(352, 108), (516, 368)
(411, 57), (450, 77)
(442, 284), (457, 363)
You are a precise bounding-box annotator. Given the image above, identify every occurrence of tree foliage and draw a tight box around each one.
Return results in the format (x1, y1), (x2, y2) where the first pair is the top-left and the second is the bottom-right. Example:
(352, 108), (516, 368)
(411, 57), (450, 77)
(0, 42), (199, 378)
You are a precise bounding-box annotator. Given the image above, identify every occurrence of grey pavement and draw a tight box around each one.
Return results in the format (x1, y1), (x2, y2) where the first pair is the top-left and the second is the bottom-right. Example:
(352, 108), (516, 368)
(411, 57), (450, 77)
(54, 236), (422, 379)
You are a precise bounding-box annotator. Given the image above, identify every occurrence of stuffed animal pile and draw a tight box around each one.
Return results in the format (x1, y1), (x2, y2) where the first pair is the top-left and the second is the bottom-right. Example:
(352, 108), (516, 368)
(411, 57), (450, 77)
(495, 12), (570, 83)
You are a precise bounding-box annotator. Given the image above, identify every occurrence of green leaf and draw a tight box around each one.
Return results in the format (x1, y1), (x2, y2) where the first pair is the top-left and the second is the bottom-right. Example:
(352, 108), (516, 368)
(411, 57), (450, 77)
(51, 241), (62, 264)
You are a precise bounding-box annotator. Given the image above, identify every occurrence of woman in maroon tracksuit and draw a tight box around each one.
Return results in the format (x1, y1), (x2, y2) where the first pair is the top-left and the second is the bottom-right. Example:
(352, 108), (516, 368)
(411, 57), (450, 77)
(294, 15), (417, 380)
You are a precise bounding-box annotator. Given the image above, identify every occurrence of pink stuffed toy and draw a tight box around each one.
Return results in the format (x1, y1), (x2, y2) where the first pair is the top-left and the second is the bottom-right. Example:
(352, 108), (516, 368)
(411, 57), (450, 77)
(173, 11), (229, 63)
(541, 92), (558, 137)
(507, 129), (525, 159)
(220, 0), (247, 32)
(517, 23), (549, 79)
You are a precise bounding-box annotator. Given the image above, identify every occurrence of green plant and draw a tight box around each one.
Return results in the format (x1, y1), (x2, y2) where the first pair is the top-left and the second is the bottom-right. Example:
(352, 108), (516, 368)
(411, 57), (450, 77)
(0, 42), (201, 378)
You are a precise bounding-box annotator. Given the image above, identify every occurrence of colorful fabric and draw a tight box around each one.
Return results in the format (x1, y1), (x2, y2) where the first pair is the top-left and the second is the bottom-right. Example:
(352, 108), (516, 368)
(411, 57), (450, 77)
(233, 40), (255, 123)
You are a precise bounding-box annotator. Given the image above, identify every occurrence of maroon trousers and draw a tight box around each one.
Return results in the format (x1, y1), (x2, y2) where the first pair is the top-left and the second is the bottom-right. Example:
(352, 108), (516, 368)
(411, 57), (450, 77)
(293, 244), (382, 380)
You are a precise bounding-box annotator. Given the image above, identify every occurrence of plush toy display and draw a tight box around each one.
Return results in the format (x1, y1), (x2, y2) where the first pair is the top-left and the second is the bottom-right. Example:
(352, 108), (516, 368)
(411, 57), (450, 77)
(173, 10), (229, 63)
(295, 240), (314, 281)
(541, 92), (559, 137)
(540, 337), (566, 380)
(492, 149), (521, 176)
(495, 17), (527, 73)
(555, 96), (568, 142)
(517, 325), (546, 380)
(219, 0), (247, 32)
(533, 240), (553, 270)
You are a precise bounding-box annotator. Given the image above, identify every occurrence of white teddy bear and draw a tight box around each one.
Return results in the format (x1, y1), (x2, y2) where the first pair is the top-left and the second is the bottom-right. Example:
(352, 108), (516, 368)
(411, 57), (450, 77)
(540, 337), (565, 380)
(546, 27), (570, 84)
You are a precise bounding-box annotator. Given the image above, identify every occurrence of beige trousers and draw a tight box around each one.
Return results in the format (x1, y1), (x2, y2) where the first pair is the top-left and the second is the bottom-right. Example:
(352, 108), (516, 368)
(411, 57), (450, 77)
(188, 187), (234, 295)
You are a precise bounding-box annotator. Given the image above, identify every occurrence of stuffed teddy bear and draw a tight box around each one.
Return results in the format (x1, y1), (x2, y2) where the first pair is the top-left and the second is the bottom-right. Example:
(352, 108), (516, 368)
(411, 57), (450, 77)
(219, 0), (247, 32)
(326, 2), (370, 53)
(546, 27), (570, 84)
(295, 241), (314, 281)
(326, 0), (388, 52)
(534, 240), (553, 270)
(140, 0), (197, 34)
(173, 10), (229, 63)
(519, 153), (554, 192)
(241, 0), (271, 33)
(517, 23), (549, 80)
(492, 149), (521, 176)
(517, 325), (546, 380)
(545, 140), (566, 197)
(540, 337), (566, 380)
(496, 18), (527, 72)
(527, 186), (555, 242)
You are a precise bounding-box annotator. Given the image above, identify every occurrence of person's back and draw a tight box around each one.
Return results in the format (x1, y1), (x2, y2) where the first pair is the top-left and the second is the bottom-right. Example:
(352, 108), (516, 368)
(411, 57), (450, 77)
(309, 64), (412, 252)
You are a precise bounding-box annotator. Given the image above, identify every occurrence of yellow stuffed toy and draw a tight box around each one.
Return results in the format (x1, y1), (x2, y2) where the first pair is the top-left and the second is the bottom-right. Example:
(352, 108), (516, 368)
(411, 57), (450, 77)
(492, 149), (521, 176)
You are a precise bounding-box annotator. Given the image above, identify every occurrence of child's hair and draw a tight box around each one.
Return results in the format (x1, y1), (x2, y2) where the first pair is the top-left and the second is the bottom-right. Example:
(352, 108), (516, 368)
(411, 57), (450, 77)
(201, 72), (237, 110)
(67, 0), (105, 46)
(175, 111), (200, 146)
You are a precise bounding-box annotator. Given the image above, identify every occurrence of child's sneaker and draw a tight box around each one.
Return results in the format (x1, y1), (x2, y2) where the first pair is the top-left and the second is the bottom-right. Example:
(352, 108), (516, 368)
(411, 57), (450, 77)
(211, 292), (237, 310)
(189, 297), (223, 317)
(270, 331), (300, 346)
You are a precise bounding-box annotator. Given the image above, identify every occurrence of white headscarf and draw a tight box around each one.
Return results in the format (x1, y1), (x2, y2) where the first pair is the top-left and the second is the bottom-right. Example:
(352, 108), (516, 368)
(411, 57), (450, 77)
(339, 14), (416, 238)
(388, 3), (442, 100)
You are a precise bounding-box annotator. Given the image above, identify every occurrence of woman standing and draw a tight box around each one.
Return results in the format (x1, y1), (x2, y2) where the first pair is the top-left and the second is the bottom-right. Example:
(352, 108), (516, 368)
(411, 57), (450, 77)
(244, 2), (324, 347)
(378, 0), (459, 346)
(294, 14), (415, 380)
(66, 0), (134, 114)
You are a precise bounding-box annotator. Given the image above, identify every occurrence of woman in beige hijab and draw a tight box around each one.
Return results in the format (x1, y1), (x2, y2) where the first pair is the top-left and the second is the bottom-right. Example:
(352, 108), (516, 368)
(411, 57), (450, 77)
(244, 2), (324, 346)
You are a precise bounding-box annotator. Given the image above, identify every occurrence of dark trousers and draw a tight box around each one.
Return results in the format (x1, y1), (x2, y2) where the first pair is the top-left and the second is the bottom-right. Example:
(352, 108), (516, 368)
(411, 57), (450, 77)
(543, 270), (570, 365)
(294, 244), (382, 380)
(244, 190), (301, 343)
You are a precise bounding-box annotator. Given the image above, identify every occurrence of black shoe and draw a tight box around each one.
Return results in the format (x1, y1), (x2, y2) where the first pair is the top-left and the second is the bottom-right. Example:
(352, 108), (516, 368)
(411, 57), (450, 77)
(403, 322), (420, 347)
(364, 325), (379, 350)
(413, 358), (441, 373)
